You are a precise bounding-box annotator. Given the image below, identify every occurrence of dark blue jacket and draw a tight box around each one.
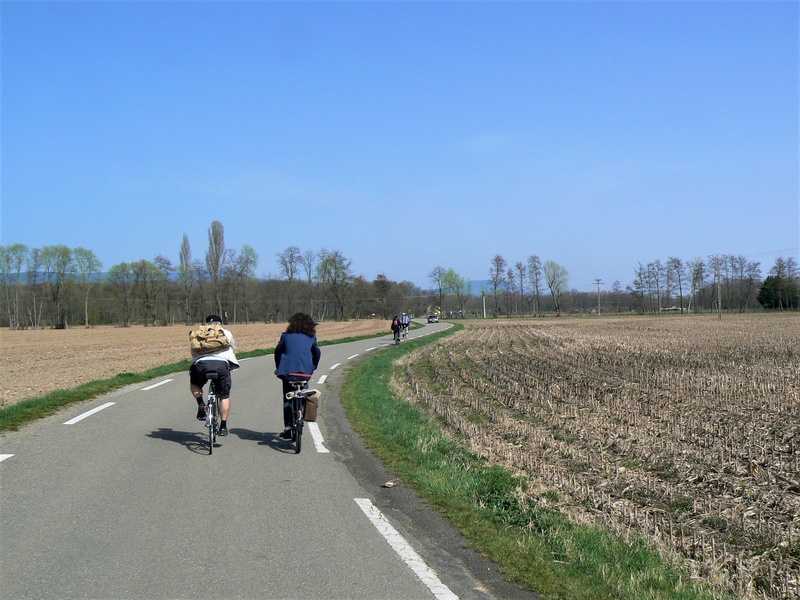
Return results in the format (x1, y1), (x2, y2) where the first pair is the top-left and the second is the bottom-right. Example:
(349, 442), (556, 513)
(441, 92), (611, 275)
(274, 332), (321, 377)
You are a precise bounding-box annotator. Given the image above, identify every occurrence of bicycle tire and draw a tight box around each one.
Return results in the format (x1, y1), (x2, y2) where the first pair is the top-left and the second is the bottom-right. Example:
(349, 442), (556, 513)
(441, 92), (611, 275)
(294, 395), (303, 454)
(208, 403), (214, 455)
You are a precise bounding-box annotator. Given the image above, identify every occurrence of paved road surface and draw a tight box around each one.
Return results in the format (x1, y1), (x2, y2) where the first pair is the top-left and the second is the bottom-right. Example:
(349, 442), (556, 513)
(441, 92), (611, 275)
(1, 321), (536, 600)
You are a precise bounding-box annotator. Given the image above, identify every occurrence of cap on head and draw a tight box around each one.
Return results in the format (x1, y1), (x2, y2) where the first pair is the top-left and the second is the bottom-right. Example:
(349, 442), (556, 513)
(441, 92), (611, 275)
(205, 315), (223, 324)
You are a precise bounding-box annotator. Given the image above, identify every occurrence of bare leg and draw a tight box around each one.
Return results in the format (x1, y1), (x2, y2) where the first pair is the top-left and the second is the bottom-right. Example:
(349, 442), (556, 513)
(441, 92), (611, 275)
(220, 398), (231, 421)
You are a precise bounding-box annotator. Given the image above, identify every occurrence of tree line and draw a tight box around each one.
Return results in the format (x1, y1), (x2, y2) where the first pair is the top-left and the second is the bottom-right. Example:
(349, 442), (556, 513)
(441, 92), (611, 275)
(1, 221), (798, 329)
(439, 253), (798, 318)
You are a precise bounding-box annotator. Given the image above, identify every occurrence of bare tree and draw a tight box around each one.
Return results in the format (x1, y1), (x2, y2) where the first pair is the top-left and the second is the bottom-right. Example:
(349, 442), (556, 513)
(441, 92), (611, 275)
(277, 246), (302, 315)
(488, 255), (507, 316)
(107, 262), (136, 326)
(132, 259), (162, 326)
(543, 260), (569, 316)
(26, 248), (44, 329)
(300, 249), (318, 317)
(611, 280), (623, 314)
(666, 257), (685, 313)
(527, 255), (542, 316)
(41, 245), (74, 328)
(687, 258), (706, 313)
(374, 274), (391, 318)
(0, 244), (28, 329)
(514, 261), (526, 315)
(153, 255), (174, 325)
(73, 247), (102, 327)
(316, 250), (353, 320)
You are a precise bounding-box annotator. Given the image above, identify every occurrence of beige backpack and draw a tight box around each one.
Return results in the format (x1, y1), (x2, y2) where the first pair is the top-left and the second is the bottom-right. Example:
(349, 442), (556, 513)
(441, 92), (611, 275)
(190, 323), (230, 355)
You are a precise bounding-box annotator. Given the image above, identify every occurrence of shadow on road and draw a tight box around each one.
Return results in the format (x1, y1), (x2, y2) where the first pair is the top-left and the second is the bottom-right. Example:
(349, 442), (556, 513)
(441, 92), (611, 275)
(146, 427), (211, 454)
(232, 427), (299, 454)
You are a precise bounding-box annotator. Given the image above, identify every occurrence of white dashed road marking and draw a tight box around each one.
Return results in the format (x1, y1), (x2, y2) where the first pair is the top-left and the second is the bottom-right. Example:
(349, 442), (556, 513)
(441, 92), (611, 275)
(307, 422), (330, 453)
(63, 402), (116, 425)
(141, 379), (173, 391)
(0, 454), (14, 463)
(354, 498), (459, 600)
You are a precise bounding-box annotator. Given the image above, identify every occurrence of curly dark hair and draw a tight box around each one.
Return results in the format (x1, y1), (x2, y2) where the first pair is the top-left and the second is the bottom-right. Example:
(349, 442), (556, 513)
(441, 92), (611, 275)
(286, 312), (317, 337)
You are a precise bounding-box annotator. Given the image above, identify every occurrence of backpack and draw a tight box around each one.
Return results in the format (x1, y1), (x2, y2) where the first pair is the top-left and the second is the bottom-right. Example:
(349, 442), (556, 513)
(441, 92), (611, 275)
(190, 323), (231, 355)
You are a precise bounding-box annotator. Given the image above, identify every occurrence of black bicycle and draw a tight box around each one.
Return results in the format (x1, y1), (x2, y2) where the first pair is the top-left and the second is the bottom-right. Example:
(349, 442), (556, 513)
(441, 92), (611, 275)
(204, 372), (221, 455)
(285, 375), (311, 454)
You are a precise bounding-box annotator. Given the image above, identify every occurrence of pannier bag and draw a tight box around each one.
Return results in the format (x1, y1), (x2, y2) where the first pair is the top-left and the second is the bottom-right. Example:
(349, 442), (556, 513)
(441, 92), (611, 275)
(190, 323), (231, 355)
(304, 389), (321, 422)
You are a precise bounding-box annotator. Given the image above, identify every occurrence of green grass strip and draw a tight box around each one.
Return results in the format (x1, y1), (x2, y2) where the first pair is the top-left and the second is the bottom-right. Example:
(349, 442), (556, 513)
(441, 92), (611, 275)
(340, 327), (732, 600)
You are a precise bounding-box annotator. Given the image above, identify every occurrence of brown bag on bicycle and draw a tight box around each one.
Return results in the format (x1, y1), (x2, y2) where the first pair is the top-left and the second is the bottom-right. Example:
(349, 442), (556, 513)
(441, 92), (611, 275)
(304, 389), (320, 422)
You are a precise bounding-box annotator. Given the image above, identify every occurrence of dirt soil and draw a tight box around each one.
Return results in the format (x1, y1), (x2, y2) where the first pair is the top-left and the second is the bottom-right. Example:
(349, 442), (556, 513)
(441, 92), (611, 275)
(2, 320), (390, 407)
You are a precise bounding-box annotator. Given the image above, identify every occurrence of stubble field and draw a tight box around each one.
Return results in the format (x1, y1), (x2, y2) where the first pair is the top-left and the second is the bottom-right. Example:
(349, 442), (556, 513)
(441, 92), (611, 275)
(1, 320), (390, 407)
(395, 314), (800, 599)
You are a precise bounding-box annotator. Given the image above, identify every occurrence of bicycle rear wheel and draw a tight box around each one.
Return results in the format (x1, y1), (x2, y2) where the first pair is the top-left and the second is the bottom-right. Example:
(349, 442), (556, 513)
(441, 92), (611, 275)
(294, 396), (303, 454)
(208, 409), (214, 455)
(295, 421), (303, 453)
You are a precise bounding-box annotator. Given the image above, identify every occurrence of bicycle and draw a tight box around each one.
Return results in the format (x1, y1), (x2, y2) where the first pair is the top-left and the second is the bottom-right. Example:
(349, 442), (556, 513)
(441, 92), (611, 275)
(203, 372), (221, 455)
(284, 374), (311, 454)
(393, 329), (401, 345)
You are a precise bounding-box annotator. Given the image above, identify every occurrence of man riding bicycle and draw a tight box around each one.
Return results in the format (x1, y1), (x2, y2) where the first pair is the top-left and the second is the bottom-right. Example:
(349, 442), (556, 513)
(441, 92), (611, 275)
(274, 313), (321, 439)
(401, 313), (410, 337)
(189, 315), (239, 437)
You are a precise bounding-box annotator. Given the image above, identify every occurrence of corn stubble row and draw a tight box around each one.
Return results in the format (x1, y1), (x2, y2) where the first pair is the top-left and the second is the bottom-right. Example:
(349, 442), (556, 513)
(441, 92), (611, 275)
(396, 315), (800, 599)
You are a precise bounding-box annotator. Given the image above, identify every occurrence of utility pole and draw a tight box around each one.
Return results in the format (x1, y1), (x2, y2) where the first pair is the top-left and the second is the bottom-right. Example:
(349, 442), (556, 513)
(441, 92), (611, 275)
(595, 279), (603, 315)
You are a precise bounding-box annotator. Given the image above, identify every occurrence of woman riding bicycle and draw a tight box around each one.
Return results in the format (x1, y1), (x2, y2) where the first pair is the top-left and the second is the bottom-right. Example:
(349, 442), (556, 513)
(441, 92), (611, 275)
(274, 313), (321, 439)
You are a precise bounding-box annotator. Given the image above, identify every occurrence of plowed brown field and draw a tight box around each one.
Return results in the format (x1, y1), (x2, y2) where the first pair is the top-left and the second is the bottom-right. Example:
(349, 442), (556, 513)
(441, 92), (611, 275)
(2, 320), (389, 407)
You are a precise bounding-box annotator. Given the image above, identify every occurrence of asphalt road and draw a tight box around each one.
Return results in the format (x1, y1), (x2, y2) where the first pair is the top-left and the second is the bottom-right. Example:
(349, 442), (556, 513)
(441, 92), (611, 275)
(1, 321), (537, 600)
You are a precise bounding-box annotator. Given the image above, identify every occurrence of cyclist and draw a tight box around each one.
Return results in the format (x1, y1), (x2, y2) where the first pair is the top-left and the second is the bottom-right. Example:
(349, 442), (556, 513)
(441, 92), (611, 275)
(390, 315), (402, 342)
(190, 315), (239, 436)
(401, 313), (410, 337)
(274, 312), (321, 439)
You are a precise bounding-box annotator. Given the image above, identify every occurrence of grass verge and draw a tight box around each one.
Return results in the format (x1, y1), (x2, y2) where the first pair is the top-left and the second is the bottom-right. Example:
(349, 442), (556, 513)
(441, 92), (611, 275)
(340, 326), (732, 600)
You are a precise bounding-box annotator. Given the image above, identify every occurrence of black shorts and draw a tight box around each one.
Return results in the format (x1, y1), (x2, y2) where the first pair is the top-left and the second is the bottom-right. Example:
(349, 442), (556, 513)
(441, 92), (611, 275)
(190, 359), (232, 398)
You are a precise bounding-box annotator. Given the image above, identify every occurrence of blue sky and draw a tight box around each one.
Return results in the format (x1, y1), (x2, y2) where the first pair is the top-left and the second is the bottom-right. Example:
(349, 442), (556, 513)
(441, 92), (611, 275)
(2, 1), (798, 292)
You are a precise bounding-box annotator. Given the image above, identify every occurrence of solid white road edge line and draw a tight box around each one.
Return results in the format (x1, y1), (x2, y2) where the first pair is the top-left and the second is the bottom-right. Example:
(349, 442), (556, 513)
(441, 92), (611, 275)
(354, 497), (459, 600)
(141, 379), (173, 391)
(306, 422), (329, 453)
(63, 402), (116, 425)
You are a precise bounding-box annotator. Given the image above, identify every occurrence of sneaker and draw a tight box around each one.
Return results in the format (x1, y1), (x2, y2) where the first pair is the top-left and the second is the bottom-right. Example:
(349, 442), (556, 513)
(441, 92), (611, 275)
(196, 405), (206, 421)
(279, 429), (292, 439)
(218, 426), (228, 437)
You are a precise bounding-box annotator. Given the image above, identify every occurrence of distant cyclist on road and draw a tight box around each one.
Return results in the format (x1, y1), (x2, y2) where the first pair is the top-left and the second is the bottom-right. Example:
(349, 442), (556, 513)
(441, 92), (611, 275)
(390, 315), (402, 343)
(401, 313), (410, 338)
(190, 315), (239, 437)
(274, 313), (321, 439)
